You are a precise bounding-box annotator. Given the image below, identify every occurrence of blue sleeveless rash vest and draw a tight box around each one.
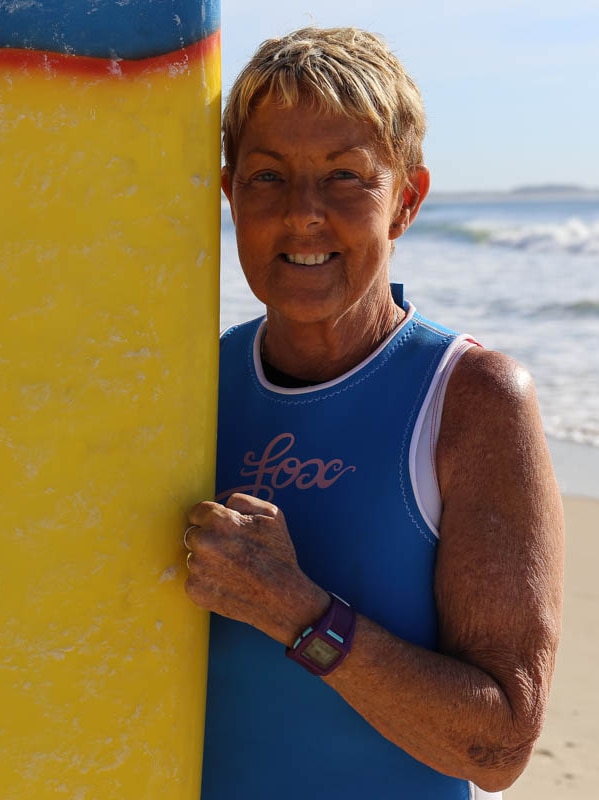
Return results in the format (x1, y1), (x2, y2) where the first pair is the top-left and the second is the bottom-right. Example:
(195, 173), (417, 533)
(202, 286), (472, 799)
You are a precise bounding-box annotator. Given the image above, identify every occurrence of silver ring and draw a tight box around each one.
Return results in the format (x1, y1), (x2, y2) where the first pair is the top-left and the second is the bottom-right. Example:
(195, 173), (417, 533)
(184, 524), (199, 550)
(186, 551), (193, 569)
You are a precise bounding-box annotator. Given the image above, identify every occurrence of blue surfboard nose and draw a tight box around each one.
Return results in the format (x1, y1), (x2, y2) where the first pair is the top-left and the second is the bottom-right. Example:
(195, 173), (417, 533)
(0, 0), (220, 58)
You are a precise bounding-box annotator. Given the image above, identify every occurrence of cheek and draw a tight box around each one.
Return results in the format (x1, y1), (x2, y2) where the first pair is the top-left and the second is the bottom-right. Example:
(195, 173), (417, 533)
(233, 188), (281, 219)
(233, 202), (277, 246)
(234, 227), (273, 288)
(338, 190), (395, 228)
(352, 210), (394, 252)
(237, 219), (269, 245)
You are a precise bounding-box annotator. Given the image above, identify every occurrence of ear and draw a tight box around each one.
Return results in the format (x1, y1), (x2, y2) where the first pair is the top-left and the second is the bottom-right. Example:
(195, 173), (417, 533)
(389, 165), (431, 240)
(221, 166), (236, 223)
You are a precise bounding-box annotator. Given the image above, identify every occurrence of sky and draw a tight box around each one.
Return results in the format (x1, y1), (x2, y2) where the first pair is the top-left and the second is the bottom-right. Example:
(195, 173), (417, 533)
(220, 0), (599, 193)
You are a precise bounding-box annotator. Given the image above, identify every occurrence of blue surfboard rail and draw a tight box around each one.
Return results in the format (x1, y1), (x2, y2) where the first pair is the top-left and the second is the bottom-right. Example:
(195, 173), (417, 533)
(0, 0), (220, 59)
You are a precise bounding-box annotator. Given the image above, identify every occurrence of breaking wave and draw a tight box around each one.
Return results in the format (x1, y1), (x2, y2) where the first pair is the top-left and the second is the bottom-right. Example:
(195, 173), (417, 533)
(416, 216), (599, 255)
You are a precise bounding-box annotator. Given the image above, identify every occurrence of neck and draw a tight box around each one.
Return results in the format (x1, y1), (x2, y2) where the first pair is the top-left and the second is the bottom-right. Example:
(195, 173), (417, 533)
(261, 297), (403, 384)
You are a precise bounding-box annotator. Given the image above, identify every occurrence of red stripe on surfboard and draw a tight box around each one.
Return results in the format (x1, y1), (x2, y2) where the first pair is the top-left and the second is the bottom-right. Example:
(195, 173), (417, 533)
(0, 30), (219, 78)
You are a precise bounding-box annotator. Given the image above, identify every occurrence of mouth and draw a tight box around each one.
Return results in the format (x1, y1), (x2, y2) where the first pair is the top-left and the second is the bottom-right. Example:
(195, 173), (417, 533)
(283, 252), (336, 266)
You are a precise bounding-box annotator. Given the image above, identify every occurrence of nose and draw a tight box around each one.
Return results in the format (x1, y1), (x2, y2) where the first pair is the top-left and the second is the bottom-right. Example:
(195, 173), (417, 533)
(283, 178), (325, 231)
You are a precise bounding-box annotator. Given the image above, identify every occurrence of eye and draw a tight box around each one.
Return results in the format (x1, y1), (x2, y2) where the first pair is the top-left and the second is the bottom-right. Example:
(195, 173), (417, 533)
(253, 171), (281, 183)
(331, 170), (359, 180)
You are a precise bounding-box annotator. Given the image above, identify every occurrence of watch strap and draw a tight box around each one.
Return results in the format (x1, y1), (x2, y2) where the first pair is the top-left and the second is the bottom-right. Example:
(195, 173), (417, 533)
(285, 592), (356, 676)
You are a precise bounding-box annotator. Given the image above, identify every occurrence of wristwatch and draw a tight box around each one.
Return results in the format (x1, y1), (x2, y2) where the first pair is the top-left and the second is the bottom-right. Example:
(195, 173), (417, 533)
(286, 592), (356, 676)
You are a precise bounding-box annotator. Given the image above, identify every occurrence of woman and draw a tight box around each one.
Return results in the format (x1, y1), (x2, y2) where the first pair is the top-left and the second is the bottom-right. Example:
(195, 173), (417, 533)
(184, 27), (563, 800)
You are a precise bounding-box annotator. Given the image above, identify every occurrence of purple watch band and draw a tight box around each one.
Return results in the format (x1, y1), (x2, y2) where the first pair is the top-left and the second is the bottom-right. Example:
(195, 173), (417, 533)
(285, 592), (356, 676)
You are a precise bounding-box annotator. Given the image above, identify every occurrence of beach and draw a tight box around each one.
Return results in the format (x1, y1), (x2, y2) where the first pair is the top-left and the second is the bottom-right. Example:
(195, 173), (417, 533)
(507, 493), (599, 798)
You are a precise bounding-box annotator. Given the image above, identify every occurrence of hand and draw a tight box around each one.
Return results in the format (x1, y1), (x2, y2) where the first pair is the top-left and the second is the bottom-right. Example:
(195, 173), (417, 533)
(184, 493), (329, 646)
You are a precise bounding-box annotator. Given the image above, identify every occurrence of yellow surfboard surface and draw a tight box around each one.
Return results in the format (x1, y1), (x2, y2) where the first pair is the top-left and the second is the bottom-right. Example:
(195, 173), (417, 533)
(0, 10), (220, 798)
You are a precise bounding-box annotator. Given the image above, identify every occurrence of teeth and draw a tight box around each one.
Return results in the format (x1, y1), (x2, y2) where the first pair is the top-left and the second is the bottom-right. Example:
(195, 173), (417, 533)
(285, 253), (332, 266)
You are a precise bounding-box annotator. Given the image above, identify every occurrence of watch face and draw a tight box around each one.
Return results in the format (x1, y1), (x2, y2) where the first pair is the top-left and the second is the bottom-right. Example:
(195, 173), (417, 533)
(302, 636), (341, 669)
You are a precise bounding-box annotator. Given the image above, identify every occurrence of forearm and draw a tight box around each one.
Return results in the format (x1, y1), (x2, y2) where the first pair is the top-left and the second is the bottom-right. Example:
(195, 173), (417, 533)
(184, 487), (559, 793)
(323, 614), (542, 792)
(184, 506), (541, 792)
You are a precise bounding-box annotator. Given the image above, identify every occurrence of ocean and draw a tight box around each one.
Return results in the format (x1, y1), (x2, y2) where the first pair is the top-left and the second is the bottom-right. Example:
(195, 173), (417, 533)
(220, 190), (599, 493)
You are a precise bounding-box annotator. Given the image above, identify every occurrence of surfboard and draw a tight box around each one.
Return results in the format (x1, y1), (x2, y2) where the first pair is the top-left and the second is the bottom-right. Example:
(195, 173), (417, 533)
(0, 2), (220, 797)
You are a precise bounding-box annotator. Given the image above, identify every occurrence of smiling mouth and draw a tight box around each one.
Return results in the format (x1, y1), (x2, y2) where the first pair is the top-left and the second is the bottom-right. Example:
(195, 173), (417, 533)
(284, 253), (335, 266)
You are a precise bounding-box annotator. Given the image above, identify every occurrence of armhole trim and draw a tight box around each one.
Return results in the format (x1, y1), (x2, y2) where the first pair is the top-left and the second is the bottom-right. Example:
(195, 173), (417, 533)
(409, 335), (478, 539)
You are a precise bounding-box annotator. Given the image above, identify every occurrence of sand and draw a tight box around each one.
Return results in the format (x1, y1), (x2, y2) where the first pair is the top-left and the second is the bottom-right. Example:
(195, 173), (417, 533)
(506, 495), (599, 799)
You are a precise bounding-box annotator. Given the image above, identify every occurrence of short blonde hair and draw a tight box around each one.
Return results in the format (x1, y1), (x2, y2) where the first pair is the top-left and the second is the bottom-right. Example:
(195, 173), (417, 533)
(222, 27), (426, 182)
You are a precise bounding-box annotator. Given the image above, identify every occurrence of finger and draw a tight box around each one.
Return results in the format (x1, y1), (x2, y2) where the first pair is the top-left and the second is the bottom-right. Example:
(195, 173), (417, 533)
(188, 499), (233, 527)
(183, 524), (201, 550)
(225, 492), (279, 518)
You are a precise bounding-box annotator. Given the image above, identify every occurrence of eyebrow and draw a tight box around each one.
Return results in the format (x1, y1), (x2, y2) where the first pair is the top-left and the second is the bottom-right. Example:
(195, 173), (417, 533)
(326, 146), (372, 162)
(244, 146), (372, 163)
(245, 148), (284, 161)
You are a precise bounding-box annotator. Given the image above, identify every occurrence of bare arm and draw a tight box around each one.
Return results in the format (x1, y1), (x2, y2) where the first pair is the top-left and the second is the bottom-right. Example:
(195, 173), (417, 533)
(323, 348), (564, 790)
(185, 348), (563, 793)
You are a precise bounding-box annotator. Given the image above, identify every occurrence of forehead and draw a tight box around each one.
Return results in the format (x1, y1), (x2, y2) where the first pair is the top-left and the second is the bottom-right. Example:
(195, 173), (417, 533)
(237, 98), (386, 163)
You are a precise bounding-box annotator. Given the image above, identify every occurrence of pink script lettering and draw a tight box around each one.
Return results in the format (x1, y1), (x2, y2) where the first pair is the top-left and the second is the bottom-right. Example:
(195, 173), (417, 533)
(216, 432), (356, 502)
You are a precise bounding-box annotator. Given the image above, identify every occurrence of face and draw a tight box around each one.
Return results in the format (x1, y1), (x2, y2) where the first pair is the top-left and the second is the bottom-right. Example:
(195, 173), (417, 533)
(222, 100), (427, 327)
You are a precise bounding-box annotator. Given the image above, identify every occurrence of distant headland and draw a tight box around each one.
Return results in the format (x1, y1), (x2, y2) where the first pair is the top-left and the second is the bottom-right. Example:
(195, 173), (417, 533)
(510, 184), (598, 196)
(429, 184), (599, 202)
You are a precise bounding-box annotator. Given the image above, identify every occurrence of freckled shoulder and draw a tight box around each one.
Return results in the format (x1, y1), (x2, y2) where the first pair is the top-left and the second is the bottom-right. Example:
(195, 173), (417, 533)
(436, 347), (547, 498)
(446, 346), (533, 409)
